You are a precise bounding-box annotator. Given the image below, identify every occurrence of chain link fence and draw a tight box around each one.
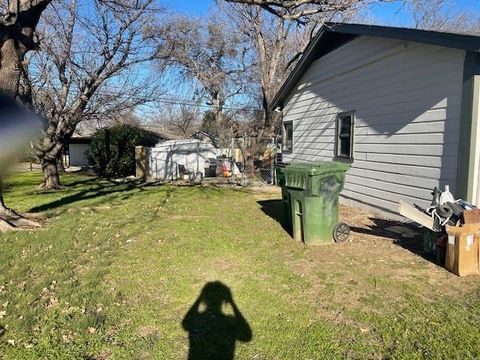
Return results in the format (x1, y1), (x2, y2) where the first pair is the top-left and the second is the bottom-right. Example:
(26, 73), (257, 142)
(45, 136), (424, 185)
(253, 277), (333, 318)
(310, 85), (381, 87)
(226, 136), (279, 186)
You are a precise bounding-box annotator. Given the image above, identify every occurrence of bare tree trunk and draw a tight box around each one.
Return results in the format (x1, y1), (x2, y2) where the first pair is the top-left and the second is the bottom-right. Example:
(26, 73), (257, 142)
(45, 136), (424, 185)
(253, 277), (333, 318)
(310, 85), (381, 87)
(57, 147), (66, 174)
(212, 91), (231, 148)
(0, 179), (15, 218)
(41, 158), (62, 189)
(0, 178), (40, 231)
(0, 39), (37, 230)
(246, 156), (255, 177)
(36, 143), (63, 189)
(0, 38), (22, 100)
(261, 93), (276, 136)
(0, 0), (52, 231)
(35, 129), (68, 189)
(0, 179), (21, 222)
(36, 147), (64, 189)
(0, 181), (15, 231)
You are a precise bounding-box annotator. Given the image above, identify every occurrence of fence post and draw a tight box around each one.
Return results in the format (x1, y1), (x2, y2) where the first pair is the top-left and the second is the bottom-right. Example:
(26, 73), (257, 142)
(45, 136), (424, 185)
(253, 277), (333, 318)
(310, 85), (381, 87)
(135, 146), (148, 181)
(271, 138), (275, 185)
(242, 136), (247, 187)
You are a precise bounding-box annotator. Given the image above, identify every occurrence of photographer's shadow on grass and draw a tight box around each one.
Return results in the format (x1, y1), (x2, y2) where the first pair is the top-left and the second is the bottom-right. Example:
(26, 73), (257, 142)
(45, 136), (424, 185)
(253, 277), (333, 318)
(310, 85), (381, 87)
(182, 281), (252, 360)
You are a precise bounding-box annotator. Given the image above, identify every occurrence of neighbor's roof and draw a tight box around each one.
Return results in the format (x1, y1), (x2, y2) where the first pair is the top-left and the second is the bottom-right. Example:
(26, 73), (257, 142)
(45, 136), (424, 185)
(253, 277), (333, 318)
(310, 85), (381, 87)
(142, 126), (185, 140)
(70, 125), (184, 141)
(271, 22), (480, 110)
(70, 128), (96, 142)
(71, 127), (96, 138)
(153, 139), (216, 148)
(189, 131), (218, 141)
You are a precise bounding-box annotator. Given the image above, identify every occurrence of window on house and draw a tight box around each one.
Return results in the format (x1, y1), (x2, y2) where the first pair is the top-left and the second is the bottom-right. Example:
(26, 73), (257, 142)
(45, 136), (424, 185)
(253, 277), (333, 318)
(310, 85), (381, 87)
(336, 112), (355, 159)
(283, 121), (293, 152)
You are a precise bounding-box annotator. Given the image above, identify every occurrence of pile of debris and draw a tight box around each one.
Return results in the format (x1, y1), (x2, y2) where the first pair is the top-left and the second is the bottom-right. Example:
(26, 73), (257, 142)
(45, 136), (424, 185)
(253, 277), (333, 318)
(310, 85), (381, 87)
(399, 186), (480, 276)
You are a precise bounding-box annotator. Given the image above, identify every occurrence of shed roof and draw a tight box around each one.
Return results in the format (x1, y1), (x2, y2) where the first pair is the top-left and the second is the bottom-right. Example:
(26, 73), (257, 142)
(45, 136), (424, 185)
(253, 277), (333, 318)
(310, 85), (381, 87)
(271, 22), (480, 110)
(151, 138), (217, 150)
(142, 126), (185, 140)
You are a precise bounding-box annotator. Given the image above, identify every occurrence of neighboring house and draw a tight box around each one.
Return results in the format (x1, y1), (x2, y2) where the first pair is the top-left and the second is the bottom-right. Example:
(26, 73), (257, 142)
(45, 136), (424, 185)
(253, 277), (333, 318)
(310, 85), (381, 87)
(142, 126), (185, 142)
(272, 22), (480, 215)
(190, 131), (218, 148)
(67, 125), (183, 167)
(67, 132), (94, 167)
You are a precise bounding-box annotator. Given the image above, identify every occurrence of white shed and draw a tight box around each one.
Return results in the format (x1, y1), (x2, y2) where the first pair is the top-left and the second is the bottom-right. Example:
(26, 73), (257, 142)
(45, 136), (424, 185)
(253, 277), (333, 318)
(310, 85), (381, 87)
(273, 22), (480, 216)
(148, 139), (218, 181)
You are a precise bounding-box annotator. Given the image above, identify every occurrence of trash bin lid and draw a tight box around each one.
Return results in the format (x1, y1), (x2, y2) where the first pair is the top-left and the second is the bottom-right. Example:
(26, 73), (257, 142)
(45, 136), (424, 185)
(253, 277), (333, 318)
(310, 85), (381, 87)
(283, 161), (350, 190)
(285, 161), (350, 175)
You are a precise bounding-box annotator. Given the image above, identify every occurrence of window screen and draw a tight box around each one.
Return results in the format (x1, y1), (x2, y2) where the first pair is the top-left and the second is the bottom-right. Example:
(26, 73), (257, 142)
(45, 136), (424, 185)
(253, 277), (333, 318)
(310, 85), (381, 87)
(336, 113), (354, 159)
(283, 122), (293, 152)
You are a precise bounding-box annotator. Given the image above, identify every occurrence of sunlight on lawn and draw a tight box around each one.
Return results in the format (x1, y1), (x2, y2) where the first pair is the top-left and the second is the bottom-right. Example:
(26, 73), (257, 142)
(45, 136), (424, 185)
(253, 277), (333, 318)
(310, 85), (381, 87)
(1, 171), (480, 359)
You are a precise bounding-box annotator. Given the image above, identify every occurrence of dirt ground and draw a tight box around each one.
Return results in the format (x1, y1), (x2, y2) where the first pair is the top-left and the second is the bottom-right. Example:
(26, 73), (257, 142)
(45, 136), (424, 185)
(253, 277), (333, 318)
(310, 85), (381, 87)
(252, 186), (479, 303)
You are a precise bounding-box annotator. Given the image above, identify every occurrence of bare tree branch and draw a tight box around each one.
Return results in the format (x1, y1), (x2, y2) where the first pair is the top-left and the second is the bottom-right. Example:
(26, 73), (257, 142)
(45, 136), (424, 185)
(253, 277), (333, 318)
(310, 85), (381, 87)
(156, 15), (254, 147)
(219, 2), (328, 136)
(407, 0), (480, 32)
(0, 0), (51, 99)
(28, 0), (166, 188)
(222, 0), (393, 23)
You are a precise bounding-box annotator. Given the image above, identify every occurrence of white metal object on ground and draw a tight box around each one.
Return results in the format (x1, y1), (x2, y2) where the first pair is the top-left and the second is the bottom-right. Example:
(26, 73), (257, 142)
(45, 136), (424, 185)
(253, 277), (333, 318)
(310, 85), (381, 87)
(398, 200), (435, 231)
(439, 185), (455, 205)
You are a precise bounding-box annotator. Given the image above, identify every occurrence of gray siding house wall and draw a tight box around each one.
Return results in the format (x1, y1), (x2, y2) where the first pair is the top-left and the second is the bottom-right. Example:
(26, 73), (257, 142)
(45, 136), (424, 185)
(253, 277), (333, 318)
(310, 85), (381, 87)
(281, 35), (467, 214)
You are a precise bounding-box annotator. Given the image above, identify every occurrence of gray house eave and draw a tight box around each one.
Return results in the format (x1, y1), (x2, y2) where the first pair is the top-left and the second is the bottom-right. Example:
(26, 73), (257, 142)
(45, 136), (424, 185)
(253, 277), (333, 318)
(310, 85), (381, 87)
(326, 23), (480, 52)
(271, 22), (480, 111)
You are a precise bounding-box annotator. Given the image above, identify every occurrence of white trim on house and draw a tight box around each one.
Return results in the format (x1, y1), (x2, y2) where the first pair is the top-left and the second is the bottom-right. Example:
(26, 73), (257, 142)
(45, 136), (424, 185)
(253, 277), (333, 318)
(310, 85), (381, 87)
(471, 76), (480, 205)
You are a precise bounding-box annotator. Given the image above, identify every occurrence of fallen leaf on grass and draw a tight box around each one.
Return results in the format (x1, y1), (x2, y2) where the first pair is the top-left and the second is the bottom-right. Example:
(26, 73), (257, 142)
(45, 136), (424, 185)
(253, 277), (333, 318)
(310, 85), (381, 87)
(16, 281), (27, 293)
(48, 297), (59, 308)
(62, 330), (76, 343)
(49, 281), (57, 290)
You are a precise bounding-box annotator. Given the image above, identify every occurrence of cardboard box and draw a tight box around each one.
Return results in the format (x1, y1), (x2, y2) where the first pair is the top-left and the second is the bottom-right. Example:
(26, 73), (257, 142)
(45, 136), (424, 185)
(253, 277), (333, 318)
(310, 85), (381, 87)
(445, 224), (480, 276)
(464, 209), (480, 224)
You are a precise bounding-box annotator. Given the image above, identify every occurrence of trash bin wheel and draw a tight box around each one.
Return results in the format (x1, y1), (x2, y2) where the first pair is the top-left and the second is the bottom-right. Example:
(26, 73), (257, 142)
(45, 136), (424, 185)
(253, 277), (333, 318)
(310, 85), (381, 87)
(333, 222), (350, 243)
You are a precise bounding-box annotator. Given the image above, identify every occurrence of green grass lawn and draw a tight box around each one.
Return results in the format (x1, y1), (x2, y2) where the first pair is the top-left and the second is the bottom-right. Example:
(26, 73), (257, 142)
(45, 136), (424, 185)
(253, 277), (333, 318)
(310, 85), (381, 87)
(1, 171), (480, 359)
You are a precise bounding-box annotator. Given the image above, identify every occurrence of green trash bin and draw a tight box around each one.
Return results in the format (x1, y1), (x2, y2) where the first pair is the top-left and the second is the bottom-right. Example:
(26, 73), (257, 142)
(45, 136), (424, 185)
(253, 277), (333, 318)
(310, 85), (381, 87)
(282, 161), (350, 244)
